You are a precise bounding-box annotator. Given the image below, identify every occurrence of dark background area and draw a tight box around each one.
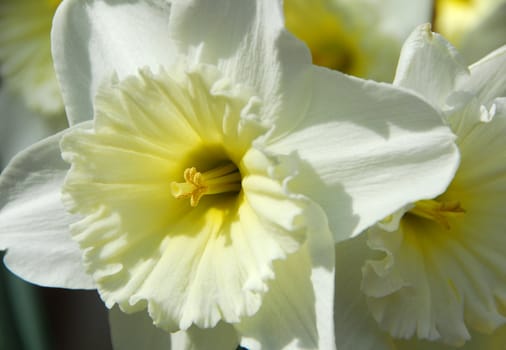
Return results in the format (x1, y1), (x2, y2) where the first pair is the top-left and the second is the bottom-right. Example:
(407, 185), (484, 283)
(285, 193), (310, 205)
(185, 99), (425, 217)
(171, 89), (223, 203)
(1, 253), (112, 350)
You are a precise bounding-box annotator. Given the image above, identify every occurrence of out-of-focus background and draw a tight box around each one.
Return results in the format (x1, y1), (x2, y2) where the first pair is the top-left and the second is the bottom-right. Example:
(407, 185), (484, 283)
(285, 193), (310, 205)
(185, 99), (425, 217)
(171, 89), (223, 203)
(0, 252), (112, 350)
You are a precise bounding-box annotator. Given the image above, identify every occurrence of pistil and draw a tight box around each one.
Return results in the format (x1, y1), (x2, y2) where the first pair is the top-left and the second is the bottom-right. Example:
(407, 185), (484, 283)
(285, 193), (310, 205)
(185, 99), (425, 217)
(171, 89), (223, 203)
(171, 163), (241, 207)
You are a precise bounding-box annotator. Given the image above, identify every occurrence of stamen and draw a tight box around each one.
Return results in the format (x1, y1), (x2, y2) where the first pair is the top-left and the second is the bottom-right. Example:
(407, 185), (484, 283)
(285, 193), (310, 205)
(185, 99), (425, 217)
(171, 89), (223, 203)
(171, 163), (241, 207)
(408, 199), (465, 230)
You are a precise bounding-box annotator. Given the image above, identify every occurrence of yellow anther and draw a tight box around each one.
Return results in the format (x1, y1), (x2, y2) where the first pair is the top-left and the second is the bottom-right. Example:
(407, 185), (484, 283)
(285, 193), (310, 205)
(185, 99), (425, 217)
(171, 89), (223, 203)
(171, 163), (241, 207)
(408, 199), (465, 230)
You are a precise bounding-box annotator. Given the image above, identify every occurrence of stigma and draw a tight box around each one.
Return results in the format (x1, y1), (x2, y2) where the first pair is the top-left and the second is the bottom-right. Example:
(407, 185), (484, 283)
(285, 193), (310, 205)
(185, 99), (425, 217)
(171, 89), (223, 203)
(171, 163), (242, 207)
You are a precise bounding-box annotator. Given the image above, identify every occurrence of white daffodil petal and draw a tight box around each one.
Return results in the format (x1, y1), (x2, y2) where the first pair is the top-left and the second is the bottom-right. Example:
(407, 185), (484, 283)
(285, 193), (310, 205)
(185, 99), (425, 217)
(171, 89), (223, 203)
(237, 204), (335, 350)
(304, 203), (336, 350)
(393, 24), (470, 108)
(267, 66), (459, 241)
(457, 45), (506, 108)
(169, 0), (313, 135)
(0, 128), (93, 289)
(334, 235), (395, 350)
(51, 0), (176, 126)
(237, 246), (319, 350)
(0, 89), (54, 167)
(452, 98), (506, 189)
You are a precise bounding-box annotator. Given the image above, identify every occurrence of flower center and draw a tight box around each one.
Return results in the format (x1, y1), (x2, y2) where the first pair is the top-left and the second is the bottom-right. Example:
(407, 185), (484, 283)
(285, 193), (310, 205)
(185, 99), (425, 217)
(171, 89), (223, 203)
(407, 199), (465, 229)
(311, 42), (359, 74)
(171, 162), (242, 207)
(284, 0), (367, 76)
(433, 0), (484, 46)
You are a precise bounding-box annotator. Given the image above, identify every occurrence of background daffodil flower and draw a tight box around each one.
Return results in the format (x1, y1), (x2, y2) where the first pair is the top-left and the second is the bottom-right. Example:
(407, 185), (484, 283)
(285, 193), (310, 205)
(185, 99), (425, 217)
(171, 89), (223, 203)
(0, 0), (63, 117)
(284, 0), (433, 81)
(335, 235), (506, 350)
(1, 0), (458, 348)
(333, 24), (506, 349)
(284, 0), (506, 83)
(433, 0), (506, 64)
(0, 0), (67, 167)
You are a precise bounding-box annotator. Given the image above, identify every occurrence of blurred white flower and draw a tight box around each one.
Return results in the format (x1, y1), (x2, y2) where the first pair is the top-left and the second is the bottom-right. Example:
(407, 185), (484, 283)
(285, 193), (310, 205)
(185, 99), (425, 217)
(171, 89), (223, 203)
(0, 0), (63, 116)
(0, 0), (66, 168)
(283, 0), (432, 81)
(433, 0), (506, 63)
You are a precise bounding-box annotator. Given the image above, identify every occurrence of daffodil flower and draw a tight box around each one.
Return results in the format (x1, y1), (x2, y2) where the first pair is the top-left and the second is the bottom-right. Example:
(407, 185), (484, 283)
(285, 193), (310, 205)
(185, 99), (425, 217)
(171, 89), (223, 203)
(0, 1), (459, 348)
(283, 0), (432, 81)
(334, 235), (506, 350)
(0, 0), (63, 117)
(0, 0), (67, 168)
(333, 24), (506, 349)
(433, 0), (506, 63)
